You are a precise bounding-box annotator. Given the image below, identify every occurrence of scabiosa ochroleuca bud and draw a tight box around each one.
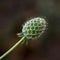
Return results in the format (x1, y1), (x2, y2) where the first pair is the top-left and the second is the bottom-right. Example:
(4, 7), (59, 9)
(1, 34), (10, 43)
(22, 17), (47, 39)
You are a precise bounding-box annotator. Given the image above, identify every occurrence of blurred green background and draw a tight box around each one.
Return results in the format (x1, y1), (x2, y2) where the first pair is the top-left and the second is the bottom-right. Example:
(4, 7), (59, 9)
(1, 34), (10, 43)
(0, 0), (60, 60)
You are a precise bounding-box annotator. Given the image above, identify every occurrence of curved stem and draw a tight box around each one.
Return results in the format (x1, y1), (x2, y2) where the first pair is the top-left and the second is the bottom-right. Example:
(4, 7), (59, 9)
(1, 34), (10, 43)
(0, 37), (25, 60)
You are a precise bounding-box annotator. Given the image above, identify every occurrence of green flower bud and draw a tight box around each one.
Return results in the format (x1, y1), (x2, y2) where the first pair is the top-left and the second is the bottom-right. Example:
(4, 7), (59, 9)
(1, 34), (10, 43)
(22, 17), (47, 39)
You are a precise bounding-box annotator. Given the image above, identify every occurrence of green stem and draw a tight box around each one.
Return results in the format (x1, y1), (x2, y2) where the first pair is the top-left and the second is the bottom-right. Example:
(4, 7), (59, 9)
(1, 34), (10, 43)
(0, 36), (25, 60)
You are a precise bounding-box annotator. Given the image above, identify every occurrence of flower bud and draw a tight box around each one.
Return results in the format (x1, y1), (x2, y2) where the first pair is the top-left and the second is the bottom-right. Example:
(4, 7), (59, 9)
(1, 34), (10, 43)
(22, 17), (47, 39)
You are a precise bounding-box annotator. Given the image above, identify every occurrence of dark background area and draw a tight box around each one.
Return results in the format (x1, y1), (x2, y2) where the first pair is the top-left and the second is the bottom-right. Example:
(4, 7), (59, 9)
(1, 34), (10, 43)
(0, 0), (60, 60)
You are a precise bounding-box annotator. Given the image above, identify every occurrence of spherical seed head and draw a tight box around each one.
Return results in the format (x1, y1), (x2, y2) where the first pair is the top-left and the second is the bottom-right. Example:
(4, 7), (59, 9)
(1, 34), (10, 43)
(22, 17), (47, 39)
